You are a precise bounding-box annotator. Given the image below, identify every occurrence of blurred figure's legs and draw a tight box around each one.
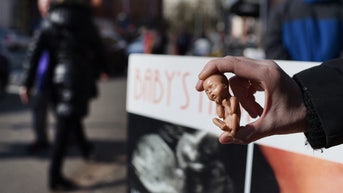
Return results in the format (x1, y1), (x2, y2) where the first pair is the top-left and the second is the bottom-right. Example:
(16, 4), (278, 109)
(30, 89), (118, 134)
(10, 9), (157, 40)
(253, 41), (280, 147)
(74, 120), (93, 160)
(49, 115), (92, 190)
(49, 116), (77, 191)
(27, 90), (50, 153)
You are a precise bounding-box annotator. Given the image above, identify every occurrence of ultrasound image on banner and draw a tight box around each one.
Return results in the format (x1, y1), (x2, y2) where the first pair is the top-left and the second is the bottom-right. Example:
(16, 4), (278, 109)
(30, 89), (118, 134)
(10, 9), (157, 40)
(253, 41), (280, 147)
(127, 113), (251, 193)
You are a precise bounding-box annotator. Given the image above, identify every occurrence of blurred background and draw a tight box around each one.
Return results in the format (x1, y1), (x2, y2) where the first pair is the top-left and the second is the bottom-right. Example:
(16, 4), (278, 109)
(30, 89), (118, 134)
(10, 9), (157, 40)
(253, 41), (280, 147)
(0, 0), (282, 192)
(0, 0), (283, 92)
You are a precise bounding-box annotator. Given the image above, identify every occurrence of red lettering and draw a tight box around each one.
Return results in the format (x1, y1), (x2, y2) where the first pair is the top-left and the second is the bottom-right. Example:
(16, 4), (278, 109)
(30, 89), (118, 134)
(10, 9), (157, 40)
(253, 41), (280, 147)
(153, 70), (163, 104)
(134, 68), (143, 100)
(165, 71), (175, 106)
(133, 68), (203, 111)
(180, 72), (190, 109)
(143, 68), (153, 101)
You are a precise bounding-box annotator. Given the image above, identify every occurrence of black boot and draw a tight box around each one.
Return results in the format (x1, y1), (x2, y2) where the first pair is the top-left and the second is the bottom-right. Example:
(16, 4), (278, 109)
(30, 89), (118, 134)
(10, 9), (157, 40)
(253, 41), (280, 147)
(27, 141), (50, 154)
(49, 176), (79, 191)
(81, 142), (94, 160)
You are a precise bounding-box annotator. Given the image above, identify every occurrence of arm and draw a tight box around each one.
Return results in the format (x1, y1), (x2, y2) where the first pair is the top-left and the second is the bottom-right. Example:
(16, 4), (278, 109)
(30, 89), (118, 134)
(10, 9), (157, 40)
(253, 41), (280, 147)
(294, 58), (343, 148)
(20, 23), (47, 104)
(196, 56), (343, 149)
(216, 103), (225, 118)
(262, 2), (290, 60)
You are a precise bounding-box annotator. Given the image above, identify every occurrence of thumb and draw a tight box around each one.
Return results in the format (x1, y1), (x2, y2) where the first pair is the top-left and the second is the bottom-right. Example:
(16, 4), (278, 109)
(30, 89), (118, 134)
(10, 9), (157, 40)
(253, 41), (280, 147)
(218, 124), (257, 144)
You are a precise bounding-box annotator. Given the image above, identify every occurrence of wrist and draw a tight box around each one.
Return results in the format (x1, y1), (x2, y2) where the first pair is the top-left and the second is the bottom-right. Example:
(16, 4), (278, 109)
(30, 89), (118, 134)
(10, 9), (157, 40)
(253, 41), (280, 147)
(293, 77), (325, 149)
(302, 87), (326, 149)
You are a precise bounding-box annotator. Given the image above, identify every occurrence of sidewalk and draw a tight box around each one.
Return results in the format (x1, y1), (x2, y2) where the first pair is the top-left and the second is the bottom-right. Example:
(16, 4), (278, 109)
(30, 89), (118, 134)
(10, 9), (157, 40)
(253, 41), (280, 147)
(0, 77), (128, 193)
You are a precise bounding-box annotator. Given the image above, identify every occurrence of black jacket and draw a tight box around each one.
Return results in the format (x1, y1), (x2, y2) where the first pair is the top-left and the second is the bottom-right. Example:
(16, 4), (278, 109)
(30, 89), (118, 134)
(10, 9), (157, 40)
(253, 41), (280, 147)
(22, 2), (108, 117)
(294, 58), (343, 148)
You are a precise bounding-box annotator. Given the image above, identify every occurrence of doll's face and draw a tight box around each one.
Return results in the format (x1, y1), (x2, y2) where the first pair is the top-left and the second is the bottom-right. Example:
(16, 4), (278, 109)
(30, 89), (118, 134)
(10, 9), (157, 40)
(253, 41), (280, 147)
(203, 74), (229, 104)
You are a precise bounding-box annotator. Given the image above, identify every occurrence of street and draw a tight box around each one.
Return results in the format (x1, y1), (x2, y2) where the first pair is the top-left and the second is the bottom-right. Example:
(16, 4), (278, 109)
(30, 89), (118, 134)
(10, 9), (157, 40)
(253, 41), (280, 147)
(0, 77), (128, 193)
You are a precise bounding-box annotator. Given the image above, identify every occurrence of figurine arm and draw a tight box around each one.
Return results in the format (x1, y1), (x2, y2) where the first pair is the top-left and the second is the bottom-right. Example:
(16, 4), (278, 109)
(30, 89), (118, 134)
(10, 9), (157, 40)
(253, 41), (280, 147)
(230, 96), (240, 116)
(216, 104), (225, 118)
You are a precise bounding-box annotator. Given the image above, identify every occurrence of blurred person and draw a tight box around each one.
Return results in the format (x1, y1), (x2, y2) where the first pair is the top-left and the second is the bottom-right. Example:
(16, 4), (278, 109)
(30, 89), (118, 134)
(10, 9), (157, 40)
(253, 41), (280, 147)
(24, 0), (52, 154)
(151, 26), (169, 54)
(176, 27), (193, 55)
(19, 0), (108, 190)
(196, 56), (343, 149)
(263, 0), (343, 61)
(0, 46), (10, 98)
(151, 19), (169, 55)
(192, 33), (212, 56)
(26, 50), (51, 153)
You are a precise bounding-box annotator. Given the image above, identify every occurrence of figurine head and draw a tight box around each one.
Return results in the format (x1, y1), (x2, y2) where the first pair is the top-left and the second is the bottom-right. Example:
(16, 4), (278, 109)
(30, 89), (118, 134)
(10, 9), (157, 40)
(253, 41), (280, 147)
(203, 74), (229, 104)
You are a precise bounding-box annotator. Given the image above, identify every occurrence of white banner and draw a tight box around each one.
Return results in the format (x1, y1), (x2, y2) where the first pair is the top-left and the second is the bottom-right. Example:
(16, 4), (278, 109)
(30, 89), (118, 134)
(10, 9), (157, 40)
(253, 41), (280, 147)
(126, 54), (343, 164)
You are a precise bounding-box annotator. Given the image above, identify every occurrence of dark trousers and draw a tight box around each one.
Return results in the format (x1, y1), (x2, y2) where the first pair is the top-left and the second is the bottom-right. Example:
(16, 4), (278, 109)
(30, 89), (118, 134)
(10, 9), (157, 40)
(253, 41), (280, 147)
(49, 116), (89, 181)
(32, 90), (50, 143)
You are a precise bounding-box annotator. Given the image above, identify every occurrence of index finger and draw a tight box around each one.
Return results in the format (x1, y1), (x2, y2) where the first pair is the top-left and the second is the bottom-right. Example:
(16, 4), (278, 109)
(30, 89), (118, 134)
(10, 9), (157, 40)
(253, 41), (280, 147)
(196, 57), (236, 91)
(196, 56), (272, 91)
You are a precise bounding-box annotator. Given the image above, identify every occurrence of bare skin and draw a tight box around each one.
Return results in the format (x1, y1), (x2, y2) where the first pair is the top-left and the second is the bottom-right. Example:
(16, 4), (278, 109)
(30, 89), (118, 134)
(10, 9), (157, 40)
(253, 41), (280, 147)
(203, 74), (241, 136)
(196, 56), (307, 144)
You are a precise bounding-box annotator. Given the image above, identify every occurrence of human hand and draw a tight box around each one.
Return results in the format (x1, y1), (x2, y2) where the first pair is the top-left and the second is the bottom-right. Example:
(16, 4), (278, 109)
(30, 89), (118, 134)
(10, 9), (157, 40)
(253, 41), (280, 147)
(99, 73), (110, 81)
(196, 56), (307, 144)
(19, 86), (30, 104)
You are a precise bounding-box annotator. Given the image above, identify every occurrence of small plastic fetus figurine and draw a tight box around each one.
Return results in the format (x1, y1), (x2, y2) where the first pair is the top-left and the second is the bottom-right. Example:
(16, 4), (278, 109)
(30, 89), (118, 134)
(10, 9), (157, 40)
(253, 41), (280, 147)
(203, 74), (240, 136)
